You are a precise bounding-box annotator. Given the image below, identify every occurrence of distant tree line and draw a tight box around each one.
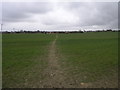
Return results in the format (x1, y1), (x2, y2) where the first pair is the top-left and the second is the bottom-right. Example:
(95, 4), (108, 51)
(1, 29), (120, 34)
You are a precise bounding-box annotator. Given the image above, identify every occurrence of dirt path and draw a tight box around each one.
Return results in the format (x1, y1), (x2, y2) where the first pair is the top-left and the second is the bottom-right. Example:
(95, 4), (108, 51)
(39, 35), (69, 88)
(39, 35), (85, 88)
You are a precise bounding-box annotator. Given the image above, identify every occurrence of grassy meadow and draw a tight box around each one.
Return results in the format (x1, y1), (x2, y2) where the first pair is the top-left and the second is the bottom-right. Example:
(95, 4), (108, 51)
(2, 33), (55, 87)
(56, 32), (118, 87)
(2, 32), (118, 88)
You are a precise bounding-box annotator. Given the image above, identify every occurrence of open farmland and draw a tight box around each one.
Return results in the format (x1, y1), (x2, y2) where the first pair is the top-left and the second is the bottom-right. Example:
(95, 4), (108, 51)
(56, 32), (118, 88)
(2, 32), (118, 88)
(2, 34), (55, 88)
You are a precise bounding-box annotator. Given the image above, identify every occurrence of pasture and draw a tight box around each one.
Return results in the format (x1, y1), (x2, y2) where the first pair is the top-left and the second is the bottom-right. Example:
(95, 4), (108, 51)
(2, 32), (118, 88)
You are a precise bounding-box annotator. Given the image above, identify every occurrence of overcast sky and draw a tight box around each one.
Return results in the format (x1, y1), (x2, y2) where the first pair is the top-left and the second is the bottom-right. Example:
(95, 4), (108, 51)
(1, 1), (118, 31)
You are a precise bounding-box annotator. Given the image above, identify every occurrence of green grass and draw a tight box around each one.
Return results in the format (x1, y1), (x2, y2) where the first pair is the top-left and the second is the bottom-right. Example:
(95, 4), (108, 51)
(2, 33), (55, 88)
(2, 32), (118, 88)
(0, 33), (2, 89)
(57, 32), (118, 83)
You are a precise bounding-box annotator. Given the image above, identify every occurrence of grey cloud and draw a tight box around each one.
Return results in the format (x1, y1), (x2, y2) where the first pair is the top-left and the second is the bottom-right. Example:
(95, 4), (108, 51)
(71, 2), (118, 27)
(39, 2), (118, 29)
(2, 2), (118, 30)
(2, 2), (53, 22)
(118, 2), (120, 29)
(0, 2), (2, 24)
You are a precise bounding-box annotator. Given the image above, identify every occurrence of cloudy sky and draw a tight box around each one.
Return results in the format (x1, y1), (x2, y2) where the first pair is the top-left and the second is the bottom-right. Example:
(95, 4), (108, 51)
(1, 1), (118, 31)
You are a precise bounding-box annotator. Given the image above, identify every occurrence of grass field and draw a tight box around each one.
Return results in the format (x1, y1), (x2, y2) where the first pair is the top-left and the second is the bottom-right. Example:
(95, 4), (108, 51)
(2, 34), (55, 87)
(2, 32), (118, 88)
(56, 32), (118, 87)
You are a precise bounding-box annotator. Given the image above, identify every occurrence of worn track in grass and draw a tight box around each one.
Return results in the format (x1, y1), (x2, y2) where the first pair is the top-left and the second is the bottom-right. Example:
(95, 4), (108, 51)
(39, 34), (118, 88)
(39, 35), (69, 88)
